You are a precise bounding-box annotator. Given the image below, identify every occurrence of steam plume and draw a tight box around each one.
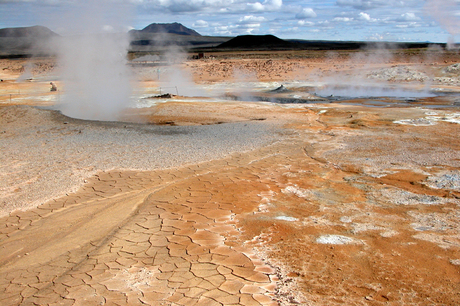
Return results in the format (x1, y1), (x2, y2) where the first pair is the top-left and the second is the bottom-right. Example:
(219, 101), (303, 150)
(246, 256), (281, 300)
(53, 0), (133, 121)
(161, 46), (206, 97)
(425, 0), (460, 47)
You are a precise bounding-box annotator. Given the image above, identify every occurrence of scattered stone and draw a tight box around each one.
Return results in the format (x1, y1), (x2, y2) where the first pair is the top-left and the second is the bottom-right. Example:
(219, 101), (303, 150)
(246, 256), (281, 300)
(425, 170), (460, 192)
(145, 93), (176, 99)
(443, 63), (460, 74)
(367, 66), (429, 82)
(270, 84), (290, 93)
(376, 187), (451, 206)
(450, 259), (460, 266)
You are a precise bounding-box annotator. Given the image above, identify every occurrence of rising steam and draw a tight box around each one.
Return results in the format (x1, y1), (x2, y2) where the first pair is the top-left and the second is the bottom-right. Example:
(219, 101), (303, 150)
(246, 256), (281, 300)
(425, 0), (460, 47)
(161, 46), (206, 97)
(53, 0), (133, 121)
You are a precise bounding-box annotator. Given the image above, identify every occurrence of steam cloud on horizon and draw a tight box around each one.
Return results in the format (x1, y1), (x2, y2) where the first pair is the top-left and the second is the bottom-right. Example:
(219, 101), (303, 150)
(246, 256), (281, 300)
(425, 0), (460, 48)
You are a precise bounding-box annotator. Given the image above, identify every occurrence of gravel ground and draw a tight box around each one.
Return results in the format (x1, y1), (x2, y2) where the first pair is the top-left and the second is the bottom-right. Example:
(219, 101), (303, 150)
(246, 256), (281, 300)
(0, 105), (282, 217)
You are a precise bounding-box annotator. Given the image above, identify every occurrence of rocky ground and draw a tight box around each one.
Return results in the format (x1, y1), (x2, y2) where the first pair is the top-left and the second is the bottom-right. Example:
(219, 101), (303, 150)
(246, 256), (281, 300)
(1, 49), (460, 305)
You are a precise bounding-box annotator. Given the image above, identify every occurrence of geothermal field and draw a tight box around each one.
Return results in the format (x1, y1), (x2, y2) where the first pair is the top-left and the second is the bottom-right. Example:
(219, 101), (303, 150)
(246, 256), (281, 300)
(1, 47), (460, 305)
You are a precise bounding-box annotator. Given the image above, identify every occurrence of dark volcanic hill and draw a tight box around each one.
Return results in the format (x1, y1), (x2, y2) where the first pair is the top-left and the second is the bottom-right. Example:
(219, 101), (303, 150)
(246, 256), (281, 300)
(128, 22), (230, 51)
(131, 22), (201, 36)
(0, 26), (58, 57)
(0, 25), (58, 38)
(216, 34), (296, 50)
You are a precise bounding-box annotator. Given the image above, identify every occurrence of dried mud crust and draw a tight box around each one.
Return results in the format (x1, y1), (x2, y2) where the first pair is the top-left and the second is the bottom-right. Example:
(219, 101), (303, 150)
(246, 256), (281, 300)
(0, 105), (281, 217)
(1, 102), (460, 305)
(0, 150), (289, 306)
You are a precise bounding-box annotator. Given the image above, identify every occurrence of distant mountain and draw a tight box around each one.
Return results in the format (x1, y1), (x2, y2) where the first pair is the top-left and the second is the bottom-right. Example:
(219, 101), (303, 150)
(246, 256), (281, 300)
(130, 22), (201, 36)
(0, 25), (58, 38)
(0, 26), (59, 57)
(217, 35), (295, 50)
(127, 22), (231, 51)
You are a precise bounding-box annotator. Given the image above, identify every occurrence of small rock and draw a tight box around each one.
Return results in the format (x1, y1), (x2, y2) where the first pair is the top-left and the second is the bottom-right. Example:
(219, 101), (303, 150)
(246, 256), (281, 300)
(450, 259), (460, 266)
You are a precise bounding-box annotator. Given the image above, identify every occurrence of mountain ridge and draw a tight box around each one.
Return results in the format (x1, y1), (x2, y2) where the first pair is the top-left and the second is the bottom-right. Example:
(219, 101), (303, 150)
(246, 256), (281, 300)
(0, 25), (58, 38)
(130, 22), (201, 36)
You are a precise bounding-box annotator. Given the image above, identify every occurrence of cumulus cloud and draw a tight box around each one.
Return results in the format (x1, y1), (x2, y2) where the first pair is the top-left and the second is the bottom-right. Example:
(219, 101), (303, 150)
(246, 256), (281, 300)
(333, 17), (352, 22)
(336, 0), (416, 10)
(193, 20), (208, 28)
(367, 32), (385, 40)
(239, 15), (266, 24)
(358, 12), (371, 21)
(336, 0), (388, 10)
(295, 8), (317, 19)
(397, 12), (420, 21)
(214, 25), (232, 35)
(130, 0), (240, 13)
(331, 11), (378, 23)
(236, 15), (265, 32)
(395, 22), (420, 28)
(247, 0), (283, 12)
(247, 2), (264, 11)
(298, 20), (315, 26)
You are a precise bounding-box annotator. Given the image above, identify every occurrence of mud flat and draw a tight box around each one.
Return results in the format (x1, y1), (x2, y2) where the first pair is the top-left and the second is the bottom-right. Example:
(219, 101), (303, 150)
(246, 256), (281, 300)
(1, 52), (460, 305)
(0, 104), (282, 217)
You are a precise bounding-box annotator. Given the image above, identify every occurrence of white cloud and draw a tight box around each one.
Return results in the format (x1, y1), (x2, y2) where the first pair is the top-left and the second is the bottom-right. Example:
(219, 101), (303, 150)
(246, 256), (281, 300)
(358, 12), (371, 21)
(134, 0), (244, 13)
(397, 12), (420, 21)
(295, 8), (317, 19)
(298, 20), (315, 26)
(367, 32), (385, 40)
(331, 11), (377, 23)
(239, 15), (266, 24)
(234, 15), (266, 34)
(193, 20), (208, 28)
(336, 0), (417, 10)
(395, 22), (420, 28)
(336, 0), (387, 10)
(247, 2), (264, 11)
(247, 0), (283, 12)
(333, 17), (352, 22)
(214, 25), (232, 35)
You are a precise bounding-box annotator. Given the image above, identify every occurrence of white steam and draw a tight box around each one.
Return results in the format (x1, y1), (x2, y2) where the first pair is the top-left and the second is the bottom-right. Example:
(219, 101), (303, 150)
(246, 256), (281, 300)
(52, 0), (133, 121)
(313, 46), (436, 98)
(161, 47), (206, 97)
(425, 0), (460, 47)
(57, 34), (132, 120)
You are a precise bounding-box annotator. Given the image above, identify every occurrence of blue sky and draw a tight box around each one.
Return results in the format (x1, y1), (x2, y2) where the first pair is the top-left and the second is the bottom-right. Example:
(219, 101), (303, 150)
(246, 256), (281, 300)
(0, 0), (459, 42)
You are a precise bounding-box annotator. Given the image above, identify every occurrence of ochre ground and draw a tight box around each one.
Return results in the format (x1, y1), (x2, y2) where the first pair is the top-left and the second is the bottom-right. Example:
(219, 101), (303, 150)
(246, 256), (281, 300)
(1, 50), (460, 305)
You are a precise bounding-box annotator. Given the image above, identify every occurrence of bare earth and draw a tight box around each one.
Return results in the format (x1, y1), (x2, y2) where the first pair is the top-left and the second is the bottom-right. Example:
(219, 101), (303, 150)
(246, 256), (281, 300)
(1, 50), (460, 305)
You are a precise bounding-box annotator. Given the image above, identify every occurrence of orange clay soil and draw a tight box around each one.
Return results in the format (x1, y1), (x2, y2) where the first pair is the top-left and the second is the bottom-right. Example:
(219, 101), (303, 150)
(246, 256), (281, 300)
(1, 51), (460, 305)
